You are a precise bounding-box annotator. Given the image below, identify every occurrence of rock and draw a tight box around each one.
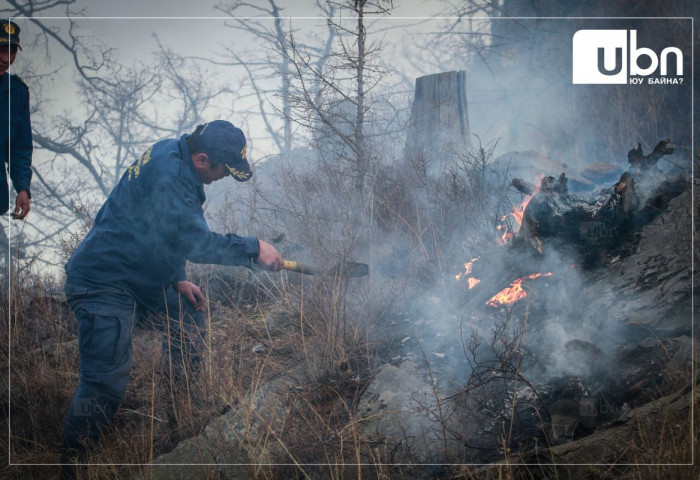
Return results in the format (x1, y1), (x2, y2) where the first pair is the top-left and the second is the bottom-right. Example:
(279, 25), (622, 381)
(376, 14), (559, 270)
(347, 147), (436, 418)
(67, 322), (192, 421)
(546, 377), (596, 444)
(134, 367), (308, 479)
(549, 397), (586, 443)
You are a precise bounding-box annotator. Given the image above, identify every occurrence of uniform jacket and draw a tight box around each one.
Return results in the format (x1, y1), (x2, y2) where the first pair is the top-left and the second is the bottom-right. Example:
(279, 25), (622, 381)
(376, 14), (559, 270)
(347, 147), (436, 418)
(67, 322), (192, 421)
(65, 135), (260, 310)
(0, 72), (32, 215)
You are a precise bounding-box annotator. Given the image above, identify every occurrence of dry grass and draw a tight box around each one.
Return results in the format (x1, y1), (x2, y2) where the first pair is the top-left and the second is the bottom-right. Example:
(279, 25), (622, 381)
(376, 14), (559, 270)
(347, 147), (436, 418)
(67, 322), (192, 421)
(3, 256), (697, 479)
(1, 149), (696, 479)
(0, 259), (393, 479)
(2, 243), (697, 480)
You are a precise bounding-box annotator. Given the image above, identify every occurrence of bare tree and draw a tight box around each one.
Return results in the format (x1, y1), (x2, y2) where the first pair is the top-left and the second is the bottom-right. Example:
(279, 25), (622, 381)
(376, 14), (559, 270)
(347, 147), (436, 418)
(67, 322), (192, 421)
(212, 0), (338, 161)
(4, 3), (228, 269)
(281, 0), (394, 195)
(1, 0), (76, 17)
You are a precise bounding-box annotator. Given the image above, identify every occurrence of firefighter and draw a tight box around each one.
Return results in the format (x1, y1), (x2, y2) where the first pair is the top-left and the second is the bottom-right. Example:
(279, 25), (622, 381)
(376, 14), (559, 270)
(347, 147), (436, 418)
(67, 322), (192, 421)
(60, 120), (284, 477)
(0, 19), (32, 220)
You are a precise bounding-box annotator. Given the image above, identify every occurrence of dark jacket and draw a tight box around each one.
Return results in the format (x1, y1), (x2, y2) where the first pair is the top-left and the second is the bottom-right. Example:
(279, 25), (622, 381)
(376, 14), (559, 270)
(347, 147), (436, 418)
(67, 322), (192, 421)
(0, 72), (32, 215)
(65, 135), (260, 310)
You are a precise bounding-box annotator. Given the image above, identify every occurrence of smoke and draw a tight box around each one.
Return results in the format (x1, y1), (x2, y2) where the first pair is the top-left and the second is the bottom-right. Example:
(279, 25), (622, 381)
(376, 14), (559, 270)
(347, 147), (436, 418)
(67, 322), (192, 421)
(389, 15), (693, 397)
(199, 8), (692, 430)
(456, 18), (692, 169)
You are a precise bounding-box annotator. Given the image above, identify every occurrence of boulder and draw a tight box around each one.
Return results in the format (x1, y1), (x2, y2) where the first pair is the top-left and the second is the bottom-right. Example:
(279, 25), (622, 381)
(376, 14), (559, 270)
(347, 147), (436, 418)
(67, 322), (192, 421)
(134, 367), (307, 479)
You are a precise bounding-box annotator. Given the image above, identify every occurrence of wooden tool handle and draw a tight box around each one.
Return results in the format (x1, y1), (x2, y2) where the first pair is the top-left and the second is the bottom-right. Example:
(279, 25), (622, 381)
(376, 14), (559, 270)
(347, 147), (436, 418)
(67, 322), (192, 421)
(283, 260), (317, 275)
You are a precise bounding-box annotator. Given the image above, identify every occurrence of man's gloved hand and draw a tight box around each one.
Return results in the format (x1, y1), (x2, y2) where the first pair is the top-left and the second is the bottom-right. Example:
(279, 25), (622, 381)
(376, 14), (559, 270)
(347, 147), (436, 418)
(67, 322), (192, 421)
(12, 190), (30, 220)
(174, 280), (205, 311)
(256, 239), (284, 271)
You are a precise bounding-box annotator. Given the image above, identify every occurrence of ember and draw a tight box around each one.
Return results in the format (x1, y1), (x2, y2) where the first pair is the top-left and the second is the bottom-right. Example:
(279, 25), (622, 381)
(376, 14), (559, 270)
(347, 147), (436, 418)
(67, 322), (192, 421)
(486, 272), (553, 307)
(497, 224), (515, 245)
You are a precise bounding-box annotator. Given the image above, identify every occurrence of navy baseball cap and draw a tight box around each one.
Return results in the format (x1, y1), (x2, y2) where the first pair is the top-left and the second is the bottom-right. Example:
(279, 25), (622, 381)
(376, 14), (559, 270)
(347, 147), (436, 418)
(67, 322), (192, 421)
(1, 20), (21, 50)
(190, 120), (252, 182)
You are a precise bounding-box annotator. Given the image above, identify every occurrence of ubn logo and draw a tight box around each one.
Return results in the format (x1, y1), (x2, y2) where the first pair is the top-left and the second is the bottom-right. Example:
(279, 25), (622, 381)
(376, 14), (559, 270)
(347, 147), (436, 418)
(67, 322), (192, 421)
(572, 30), (683, 84)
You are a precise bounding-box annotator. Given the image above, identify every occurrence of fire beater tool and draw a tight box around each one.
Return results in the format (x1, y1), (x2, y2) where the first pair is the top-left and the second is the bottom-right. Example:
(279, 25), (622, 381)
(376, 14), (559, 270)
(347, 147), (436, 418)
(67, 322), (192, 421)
(283, 260), (369, 278)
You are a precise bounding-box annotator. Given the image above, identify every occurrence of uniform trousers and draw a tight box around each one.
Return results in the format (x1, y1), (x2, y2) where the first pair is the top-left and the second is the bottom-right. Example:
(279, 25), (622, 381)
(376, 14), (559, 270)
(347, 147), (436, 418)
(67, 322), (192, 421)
(61, 276), (205, 457)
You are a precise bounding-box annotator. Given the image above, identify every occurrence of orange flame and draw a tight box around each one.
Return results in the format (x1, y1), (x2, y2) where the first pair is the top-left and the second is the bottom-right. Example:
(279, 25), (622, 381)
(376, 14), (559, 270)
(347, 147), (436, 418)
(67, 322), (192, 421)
(497, 174), (546, 245)
(499, 231), (514, 244)
(486, 272), (553, 307)
(510, 174), (545, 226)
(456, 257), (481, 289)
(511, 204), (525, 225)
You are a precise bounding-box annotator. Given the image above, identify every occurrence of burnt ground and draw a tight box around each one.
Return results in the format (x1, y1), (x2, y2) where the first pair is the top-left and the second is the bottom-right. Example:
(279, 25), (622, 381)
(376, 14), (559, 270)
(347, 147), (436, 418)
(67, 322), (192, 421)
(366, 180), (695, 470)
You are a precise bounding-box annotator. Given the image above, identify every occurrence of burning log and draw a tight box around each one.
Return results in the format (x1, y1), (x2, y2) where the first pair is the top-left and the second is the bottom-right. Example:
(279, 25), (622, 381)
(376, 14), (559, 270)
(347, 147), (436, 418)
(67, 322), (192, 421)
(514, 173), (583, 255)
(511, 178), (536, 196)
(512, 140), (686, 260)
(456, 139), (684, 312)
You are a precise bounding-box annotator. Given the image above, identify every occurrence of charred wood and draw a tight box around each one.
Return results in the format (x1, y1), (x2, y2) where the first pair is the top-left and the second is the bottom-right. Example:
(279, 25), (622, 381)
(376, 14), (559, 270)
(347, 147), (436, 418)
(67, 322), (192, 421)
(636, 174), (687, 224)
(465, 386), (692, 479)
(511, 140), (685, 261)
(511, 178), (536, 196)
(628, 139), (674, 173)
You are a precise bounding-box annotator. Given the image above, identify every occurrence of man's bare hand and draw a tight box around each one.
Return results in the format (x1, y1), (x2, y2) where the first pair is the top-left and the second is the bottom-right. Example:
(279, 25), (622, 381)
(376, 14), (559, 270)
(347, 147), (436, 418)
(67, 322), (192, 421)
(256, 239), (284, 271)
(174, 280), (205, 311)
(12, 190), (30, 220)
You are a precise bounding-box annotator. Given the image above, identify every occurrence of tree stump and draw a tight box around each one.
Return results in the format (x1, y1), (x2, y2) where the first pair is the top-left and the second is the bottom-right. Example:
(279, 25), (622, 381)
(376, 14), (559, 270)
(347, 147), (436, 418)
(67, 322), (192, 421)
(405, 71), (471, 180)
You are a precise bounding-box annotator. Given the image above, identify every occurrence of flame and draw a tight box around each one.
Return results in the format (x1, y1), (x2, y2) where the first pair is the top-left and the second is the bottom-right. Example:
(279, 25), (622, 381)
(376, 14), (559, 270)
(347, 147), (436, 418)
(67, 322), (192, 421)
(510, 174), (545, 226)
(497, 174), (546, 245)
(486, 272), (553, 307)
(500, 230), (514, 244)
(511, 204), (525, 225)
(456, 257), (481, 289)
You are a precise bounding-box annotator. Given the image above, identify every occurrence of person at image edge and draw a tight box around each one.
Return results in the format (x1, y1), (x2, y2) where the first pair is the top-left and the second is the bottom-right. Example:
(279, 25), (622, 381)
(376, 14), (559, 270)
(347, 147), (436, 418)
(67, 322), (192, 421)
(1, 19), (32, 220)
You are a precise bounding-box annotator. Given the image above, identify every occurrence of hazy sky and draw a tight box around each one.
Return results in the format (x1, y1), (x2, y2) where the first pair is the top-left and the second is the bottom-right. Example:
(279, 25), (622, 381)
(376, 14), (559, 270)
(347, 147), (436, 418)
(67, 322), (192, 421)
(12, 1), (461, 158)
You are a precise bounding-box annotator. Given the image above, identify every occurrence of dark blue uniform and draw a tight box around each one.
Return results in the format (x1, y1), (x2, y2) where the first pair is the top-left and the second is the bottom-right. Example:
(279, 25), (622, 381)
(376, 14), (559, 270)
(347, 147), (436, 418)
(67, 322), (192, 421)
(0, 72), (32, 215)
(66, 134), (259, 308)
(62, 134), (259, 458)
